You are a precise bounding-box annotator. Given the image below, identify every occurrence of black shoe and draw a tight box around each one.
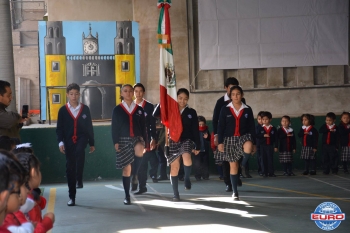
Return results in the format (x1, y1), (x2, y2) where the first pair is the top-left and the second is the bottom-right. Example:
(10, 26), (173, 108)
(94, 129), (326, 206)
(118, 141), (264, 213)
(185, 179), (191, 190)
(259, 173), (263, 176)
(219, 176), (224, 180)
(283, 172), (288, 176)
(124, 197), (131, 205)
(323, 171), (329, 175)
(232, 193), (239, 201)
(203, 177), (209, 180)
(238, 178), (242, 187)
(225, 185), (232, 192)
(150, 175), (158, 183)
(245, 174), (252, 178)
(241, 165), (248, 178)
(263, 174), (268, 177)
(172, 195), (180, 202)
(179, 177), (184, 181)
(67, 199), (75, 206)
(289, 172), (295, 176)
(157, 175), (169, 181)
(134, 187), (147, 195)
(269, 174), (276, 177)
(310, 171), (316, 175)
(302, 171), (309, 175)
(195, 177), (201, 181)
(76, 182), (83, 189)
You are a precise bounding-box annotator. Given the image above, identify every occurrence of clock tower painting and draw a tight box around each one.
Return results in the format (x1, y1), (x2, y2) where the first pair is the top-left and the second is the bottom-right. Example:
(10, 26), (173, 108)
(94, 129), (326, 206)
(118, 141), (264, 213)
(38, 21), (140, 121)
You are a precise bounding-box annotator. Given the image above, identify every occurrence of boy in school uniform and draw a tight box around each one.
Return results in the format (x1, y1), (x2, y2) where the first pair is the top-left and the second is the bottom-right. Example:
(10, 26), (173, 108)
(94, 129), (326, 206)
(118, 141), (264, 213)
(133, 83), (158, 194)
(56, 83), (95, 206)
(319, 112), (339, 174)
(256, 111), (277, 177)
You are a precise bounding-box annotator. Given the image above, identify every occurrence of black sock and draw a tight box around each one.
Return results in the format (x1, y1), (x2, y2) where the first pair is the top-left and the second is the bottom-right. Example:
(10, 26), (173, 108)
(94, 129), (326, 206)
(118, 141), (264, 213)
(242, 153), (250, 166)
(184, 165), (192, 182)
(170, 175), (179, 197)
(122, 176), (131, 198)
(230, 174), (238, 193)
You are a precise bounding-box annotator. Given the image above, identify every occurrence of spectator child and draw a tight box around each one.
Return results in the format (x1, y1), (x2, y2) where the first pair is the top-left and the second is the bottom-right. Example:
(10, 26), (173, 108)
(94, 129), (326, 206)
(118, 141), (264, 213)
(275, 116), (296, 176)
(338, 112), (350, 173)
(193, 116), (210, 181)
(256, 111), (264, 176)
(298, 114), (318, 175)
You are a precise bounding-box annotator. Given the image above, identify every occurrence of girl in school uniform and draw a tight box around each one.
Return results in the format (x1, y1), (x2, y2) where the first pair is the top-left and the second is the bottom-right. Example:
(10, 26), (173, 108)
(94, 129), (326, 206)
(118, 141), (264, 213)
(338, 112), (350, 173)
(167, 88), (200, 202)
(275, 116), (296, 176)
(111, 84), (147, 205)
(298, 114), (318, 175)
(217, 86), (256, 200)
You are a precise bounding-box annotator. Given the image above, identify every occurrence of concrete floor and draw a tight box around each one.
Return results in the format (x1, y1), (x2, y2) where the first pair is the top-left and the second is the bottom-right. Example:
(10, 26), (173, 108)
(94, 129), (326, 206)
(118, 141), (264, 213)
(41, 171), (350, 233)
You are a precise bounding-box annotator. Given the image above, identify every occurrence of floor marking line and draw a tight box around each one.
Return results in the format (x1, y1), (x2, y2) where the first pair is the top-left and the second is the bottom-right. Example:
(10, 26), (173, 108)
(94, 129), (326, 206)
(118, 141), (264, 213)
(333, 175), (350, 181)
(306, 176), (350, 192)
(46, 188), (56, 233)
(244, 183), (350, 203)
(105, 184), (124, 191)
(146, 184), (182, 212)
(119, 184), (146, 212)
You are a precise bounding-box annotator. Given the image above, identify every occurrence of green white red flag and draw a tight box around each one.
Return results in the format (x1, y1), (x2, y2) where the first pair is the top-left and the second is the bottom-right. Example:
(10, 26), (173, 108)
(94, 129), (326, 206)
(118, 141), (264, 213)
(157, 0), (182, 142)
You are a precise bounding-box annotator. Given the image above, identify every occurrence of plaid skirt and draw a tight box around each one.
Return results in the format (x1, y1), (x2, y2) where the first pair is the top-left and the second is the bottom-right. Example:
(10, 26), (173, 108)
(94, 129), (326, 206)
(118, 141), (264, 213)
(300, 146), (316, 160)
(214, 134), (253, 162)
(115, 136), (145, 169)
(279, 151), (293, 163)
(341, 146), (350, 161)
(168, 139), (195, 164)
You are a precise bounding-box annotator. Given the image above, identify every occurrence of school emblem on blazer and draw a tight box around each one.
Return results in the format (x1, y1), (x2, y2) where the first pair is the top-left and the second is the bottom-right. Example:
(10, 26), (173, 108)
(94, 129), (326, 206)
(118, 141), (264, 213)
(144, 112), (147, 117)
(245, 113), (248, 118)
(309, 132), (313, 135)
(271, 131), (275, 134)
(165, 63), (176, 88)
(188, 114), (192, 119)
(82, 114), (87, 119)
(138, 110), (142, 115)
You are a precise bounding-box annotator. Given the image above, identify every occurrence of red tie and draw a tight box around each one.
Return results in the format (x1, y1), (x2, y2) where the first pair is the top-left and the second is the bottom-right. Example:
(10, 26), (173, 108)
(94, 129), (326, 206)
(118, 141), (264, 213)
(303, 126), (312, 146)
(120, 104), (138, 137)
(264, 126), (272, 145)
(284, 128), (290, 151)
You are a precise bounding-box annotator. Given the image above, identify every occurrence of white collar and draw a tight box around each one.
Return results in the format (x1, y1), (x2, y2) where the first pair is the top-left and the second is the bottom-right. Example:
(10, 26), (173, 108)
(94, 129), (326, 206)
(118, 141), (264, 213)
(122, 101), (137, 113)
(134, 98), (145, 107)
(224, 93), (230, 102)
(327, 124), (335, 129)
(67, 101), (81, 109)
(263, 124), (272, 129)
(283, 127), (293, 133)
(302, 125), (311, 130)
(226, 102), (248, 110)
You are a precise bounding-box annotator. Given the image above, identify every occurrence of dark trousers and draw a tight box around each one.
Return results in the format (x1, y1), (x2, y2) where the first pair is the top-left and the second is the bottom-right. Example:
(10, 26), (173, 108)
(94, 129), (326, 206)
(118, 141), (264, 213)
(256, 145), (262, 173)
(138, 150), (159, 188)
(261, 145), (274, 175)
(322, 144), (338, 173)
(65, 142), (86, 199)
(304, 159), (316, 172)
(193, 151), (209, 179)
(157, 146), (168, 177)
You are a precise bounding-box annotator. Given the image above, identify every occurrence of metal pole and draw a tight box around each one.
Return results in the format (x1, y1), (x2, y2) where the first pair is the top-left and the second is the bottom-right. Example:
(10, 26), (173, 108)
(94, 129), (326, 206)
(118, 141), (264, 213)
(0, 0), (17, 112)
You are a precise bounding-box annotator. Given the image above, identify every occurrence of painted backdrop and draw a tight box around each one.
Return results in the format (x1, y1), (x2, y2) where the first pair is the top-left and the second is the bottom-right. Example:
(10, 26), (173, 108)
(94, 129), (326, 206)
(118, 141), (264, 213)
(38, 21), (140, 120)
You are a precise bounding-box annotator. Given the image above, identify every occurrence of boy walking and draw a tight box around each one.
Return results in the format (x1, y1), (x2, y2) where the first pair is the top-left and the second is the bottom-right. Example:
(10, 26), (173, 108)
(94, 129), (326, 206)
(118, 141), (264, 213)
(56, 83), (95, 206)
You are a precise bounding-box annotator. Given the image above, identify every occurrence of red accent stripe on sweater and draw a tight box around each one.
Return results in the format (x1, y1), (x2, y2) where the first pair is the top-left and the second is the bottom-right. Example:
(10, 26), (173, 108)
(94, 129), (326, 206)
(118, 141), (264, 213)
(120, 104), (138, 137)
(229, 108), (244, 136)
(303, 126), (313, 146)
(65, 103), (84, 144)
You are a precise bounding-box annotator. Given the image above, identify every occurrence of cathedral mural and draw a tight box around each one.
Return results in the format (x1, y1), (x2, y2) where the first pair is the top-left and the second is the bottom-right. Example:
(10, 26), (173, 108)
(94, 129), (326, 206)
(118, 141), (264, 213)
(38, 21), (140, 120)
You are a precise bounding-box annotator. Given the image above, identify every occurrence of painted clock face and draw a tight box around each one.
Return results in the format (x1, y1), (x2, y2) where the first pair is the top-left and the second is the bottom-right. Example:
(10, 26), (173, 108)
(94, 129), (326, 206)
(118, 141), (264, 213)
(83, 40), (98, 54)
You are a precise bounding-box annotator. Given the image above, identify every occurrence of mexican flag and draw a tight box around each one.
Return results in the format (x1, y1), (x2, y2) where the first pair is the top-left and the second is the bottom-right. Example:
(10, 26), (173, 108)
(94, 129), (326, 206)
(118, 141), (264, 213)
(157, 0), (182, 142)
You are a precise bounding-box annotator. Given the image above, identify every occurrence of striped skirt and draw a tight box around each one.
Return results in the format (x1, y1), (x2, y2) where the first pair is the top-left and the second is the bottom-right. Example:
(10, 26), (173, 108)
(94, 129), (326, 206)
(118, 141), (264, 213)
(115, 136), (145, 169)
(168, 139), (195, 164)
(214, 134), (253, 162)
(300, 146), (316, 160)
(341, 146), (350, 162)
(279, 151), (293, 163)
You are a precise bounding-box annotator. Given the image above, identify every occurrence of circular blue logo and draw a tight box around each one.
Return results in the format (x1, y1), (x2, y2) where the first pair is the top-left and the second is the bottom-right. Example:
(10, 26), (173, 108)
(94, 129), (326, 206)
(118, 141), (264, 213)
(311, 202), (345, 231)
